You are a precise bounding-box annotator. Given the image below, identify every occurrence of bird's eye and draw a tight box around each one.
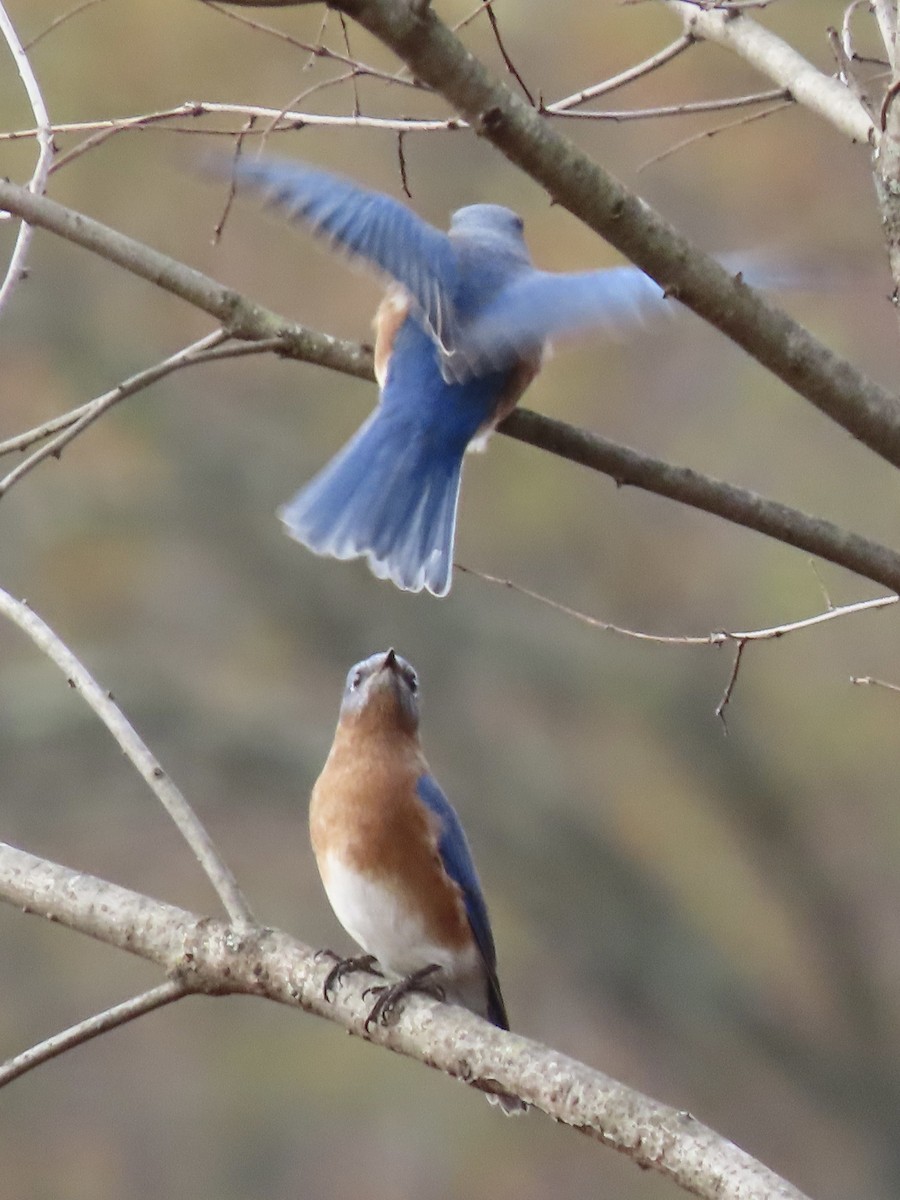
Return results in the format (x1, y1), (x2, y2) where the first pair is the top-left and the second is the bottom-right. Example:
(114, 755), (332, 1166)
(404, 670), (419, 694)
(350, 669), (364, 690)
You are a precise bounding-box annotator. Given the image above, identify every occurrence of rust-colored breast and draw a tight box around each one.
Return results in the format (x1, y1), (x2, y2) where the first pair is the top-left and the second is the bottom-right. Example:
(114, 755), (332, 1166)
(310, 724), (471, 952)
(372, 287), (411, 389)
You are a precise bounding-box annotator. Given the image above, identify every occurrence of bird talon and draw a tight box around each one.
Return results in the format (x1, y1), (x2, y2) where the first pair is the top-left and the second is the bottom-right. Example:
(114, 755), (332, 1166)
(321, 953), (381, 1001)
(363, 964), (444, 1031)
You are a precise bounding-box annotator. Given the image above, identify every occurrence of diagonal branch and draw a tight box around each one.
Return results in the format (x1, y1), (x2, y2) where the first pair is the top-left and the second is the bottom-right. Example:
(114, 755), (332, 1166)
(0, 841), (814, 1200)
(0, 981), (188, 1087)
(0, 331), (230, 495)
(502, 410), (900, 593)
(0, 178), (373, 379)
(662, 0), (875, 145)
(0, 589), (256, 930)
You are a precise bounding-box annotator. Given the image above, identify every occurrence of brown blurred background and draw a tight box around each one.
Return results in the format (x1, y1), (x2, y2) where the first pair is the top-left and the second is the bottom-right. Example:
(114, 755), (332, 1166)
(2, 1), (899, 1197)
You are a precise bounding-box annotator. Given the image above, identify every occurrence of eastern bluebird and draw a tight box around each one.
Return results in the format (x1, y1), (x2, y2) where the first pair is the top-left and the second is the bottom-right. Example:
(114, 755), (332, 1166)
(227, 156), (684, 596)
(310, 648), (524, 1112)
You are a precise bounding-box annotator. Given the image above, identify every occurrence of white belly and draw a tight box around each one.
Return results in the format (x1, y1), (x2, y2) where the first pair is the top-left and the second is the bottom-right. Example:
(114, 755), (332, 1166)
(321, 854), (478, 982)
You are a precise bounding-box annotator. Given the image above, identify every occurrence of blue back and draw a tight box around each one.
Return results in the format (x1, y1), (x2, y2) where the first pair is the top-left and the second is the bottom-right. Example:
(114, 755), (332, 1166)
(380, 317), (514, 448)
(416, 773), (509, 1029)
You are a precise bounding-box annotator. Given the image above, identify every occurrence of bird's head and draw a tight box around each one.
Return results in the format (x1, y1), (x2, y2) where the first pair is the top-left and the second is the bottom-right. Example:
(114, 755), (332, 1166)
(339, 648), (421, 735)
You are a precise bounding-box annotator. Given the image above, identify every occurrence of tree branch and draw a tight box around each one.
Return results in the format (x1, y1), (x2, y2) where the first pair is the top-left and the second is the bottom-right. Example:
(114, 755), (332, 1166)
(0, 981), (188, 1087)
(0, 589), (256, 930)
(0, 1), (54, 317)
(0, 179), (373, 379)
(662, 0), (875, 145)
(502, 409), (900, 593)
(0, 841), (814, 1200)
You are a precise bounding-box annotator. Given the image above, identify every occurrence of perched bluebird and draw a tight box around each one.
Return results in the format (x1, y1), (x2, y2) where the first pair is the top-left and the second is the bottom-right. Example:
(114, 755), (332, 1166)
(227, 156), (685, 596)
(310, 648), (524, 1112)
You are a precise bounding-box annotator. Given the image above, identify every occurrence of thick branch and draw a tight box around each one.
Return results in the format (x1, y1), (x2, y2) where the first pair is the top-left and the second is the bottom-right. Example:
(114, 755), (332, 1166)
(0, 841), (813, 1200)
(662, 0), (875, 145)
(331, 0), (900, 472)
(0, 180), (373, 380)
(502, 410), (900, 593)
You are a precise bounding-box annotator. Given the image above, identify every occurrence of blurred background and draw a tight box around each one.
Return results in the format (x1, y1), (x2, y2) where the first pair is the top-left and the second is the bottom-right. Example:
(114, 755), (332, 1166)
(1, 1), (899, 1197)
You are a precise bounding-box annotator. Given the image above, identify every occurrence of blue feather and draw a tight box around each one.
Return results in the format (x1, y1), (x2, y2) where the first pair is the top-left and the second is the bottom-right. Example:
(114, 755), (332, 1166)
(415, 773), (509, 1029)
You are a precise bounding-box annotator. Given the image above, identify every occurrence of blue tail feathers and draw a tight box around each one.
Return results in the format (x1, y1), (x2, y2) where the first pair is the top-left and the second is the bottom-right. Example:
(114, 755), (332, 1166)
(278, 408), (463, 598)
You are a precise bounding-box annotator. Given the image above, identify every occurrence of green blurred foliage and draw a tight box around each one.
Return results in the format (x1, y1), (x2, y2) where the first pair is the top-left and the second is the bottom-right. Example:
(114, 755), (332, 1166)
(1, 1), (899, 1198)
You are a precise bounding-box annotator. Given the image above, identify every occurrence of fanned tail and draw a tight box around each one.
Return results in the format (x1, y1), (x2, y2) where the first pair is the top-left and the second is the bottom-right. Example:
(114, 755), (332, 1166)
(279, 410), (463, 597)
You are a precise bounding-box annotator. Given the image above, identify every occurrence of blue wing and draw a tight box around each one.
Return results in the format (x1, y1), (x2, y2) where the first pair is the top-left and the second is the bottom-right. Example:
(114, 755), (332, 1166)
(451, 265), (673, 377)
(416, 773), (509, 1028)
(452, 255), (790, 378)
(223, 155), (461, 350)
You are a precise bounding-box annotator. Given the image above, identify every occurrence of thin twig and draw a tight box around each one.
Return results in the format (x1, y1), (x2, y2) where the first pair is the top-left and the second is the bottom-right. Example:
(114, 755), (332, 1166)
(21, 0), (106, 50)
(458, 564), (898, 645)
(0, 1), (54, 318)
(0, 590), (256, 929)
(851, 674), (900, 693)
(552, 87), (790, 121)
(0, 982), (188, 1088)
(0, 331), (229, 497)
(637, 99), (794, 170)
(484, 2), (534, 105)
(1, 104), (461, 144)
(715, 639), (746, 730)
(546, 35), (694, 112)
(0, 336), (283, 462)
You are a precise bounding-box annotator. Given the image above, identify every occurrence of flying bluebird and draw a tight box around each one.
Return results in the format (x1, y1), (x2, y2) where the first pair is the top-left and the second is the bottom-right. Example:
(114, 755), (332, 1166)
(310, 648), (524, 1112)
(227, 156), (684, 596)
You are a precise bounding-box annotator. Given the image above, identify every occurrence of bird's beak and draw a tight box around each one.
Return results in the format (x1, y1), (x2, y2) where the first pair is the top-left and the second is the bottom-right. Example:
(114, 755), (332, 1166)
(383, 648), (398, 672)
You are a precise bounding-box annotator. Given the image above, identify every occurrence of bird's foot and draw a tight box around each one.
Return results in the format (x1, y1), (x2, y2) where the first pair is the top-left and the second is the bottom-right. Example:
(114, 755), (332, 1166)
(363, 963), (445, 1031)
(318, 951), (382, 1001)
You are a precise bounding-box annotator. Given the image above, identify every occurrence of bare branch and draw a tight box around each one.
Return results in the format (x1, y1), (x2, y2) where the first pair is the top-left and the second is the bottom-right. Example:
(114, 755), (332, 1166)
(715, 638), (746, 729)
(550, 87), (789, 122)
(0, 179), (374, 379)
(662, 0), (875, 144)
(872, 0), (900, 324)
(851, 673), (900, 693)
(21, 0), (107, 52)
(546, 34), (695, 112)
(637, 98), (794, 170)
(0, 339), (282, 459)
(0, 101), (462, 144)
(503, 409), (900, 594)
(0, 590), (255, 929)
(0, 331), (229, 495)
(0, 842), (815, 1200)
(0, 2), (54, 318)
(458, 564), (898, 646)
(484, 2), (534, 106)
(872, 0), (898, 72)
(0, 981), (188, 1087)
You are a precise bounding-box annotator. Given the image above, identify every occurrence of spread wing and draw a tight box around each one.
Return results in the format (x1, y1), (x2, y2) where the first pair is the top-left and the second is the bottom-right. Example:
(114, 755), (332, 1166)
(222, 155), (461, 350)
(452, 264), (674, 377)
